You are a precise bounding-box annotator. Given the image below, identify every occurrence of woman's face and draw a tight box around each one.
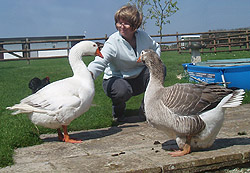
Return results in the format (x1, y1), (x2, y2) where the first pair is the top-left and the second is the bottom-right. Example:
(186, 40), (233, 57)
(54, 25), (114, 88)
(116, 19), (135, 39)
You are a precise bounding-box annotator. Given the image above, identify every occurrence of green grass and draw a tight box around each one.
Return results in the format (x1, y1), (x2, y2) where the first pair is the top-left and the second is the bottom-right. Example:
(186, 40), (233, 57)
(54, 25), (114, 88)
(0, 50), (250, 168)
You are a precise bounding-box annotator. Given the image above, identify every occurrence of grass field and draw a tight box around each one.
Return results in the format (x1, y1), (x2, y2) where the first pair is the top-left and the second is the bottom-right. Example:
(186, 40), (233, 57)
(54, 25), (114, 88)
(0, 50), (249, 168)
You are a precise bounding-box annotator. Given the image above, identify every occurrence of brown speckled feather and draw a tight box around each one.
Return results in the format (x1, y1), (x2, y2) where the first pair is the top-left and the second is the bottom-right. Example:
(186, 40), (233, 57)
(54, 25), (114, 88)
(159, 83), (233, 116)
(140, 49), (244, 153)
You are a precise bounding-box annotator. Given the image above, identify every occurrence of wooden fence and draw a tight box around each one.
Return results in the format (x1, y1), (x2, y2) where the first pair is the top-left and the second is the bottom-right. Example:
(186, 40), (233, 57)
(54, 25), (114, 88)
(155, 29), (250, 53)
(0, 29), (249, 61)
(0, 35), (108, 61)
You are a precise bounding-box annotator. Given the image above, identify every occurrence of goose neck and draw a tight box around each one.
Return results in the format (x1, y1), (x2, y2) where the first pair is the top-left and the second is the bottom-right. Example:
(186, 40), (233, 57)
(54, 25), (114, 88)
(149, 67), (165, 86)
(69, 50), (88, 76)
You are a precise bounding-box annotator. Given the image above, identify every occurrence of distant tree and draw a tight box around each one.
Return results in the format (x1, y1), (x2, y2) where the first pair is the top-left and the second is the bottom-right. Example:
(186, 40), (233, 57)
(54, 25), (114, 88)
(129, 0), (179, 43)
(148, 0), (179, 43)
(129, 0), (150, 30)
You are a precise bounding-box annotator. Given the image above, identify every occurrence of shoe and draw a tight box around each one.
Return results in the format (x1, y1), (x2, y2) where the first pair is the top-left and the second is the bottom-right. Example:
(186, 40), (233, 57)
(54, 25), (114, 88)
(113, 115), (126, 123)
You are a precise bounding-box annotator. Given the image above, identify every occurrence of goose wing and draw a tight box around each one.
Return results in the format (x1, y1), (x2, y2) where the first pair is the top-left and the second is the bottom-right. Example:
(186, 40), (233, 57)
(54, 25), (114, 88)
(160, 83), (232, 116)
(20, 78), (83, 114)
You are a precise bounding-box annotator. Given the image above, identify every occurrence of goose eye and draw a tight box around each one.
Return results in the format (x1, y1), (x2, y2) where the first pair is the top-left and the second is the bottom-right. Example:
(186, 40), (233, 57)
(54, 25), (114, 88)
(93, 44), (97, 47)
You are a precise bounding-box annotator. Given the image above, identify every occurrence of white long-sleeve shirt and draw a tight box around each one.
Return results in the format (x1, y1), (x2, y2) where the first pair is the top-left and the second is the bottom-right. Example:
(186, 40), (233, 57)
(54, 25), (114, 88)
(88, 30), (160, 79)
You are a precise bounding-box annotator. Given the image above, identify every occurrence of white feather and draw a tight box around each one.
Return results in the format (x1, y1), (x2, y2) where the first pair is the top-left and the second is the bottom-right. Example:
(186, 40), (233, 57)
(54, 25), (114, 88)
(222, 89), (245, 108)
(7, 41), (101, 129)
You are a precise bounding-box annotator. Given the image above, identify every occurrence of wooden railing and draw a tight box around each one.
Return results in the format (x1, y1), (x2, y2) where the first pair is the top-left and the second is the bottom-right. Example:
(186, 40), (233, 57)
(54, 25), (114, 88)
(0, 35), (108, 61)
(0, 29), (249, 61)
(153, 29), (250, 53)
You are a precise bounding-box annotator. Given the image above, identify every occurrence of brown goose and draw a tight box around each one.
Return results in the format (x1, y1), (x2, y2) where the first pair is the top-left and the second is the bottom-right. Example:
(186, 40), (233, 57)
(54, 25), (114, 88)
(137, 49), (245, 156)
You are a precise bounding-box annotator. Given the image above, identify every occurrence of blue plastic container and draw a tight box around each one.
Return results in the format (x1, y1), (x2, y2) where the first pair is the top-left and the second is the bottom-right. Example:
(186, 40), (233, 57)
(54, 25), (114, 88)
(182, 59), (250, 90)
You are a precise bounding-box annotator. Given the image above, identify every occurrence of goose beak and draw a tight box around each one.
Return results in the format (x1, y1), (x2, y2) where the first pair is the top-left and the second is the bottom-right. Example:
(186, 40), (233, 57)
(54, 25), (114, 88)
(95, 48), (103, 58)
(137, 56), (142, 63)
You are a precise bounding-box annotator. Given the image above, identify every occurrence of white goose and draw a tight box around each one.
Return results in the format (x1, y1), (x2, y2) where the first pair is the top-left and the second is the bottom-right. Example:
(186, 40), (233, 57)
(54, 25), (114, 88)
(137, 49), (245, 156)
(7, 41), (103, 143)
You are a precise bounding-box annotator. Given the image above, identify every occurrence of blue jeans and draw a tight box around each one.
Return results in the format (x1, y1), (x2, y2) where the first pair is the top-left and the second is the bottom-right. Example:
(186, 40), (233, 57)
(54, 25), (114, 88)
(102, 66), (166, 118)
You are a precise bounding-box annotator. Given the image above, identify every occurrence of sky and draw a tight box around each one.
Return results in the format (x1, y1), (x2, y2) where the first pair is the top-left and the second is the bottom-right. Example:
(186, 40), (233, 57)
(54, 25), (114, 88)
(0, 0), (250, 39)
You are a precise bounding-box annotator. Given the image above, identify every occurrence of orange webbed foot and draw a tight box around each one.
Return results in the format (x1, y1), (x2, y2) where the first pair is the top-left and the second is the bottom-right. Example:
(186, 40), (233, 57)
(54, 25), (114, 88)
(61, 125), (82, 143)
(63, 137), (82, 143)
(168, 143), (191, 157)
(168, 150), (188, 157)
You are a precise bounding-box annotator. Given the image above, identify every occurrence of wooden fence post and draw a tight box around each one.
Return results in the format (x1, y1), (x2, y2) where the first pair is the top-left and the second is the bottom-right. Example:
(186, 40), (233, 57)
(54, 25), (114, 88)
(200, 35), (204, 54)
(176, 32), (180, 54)
(228, 33), (231, 52)
(105, 34), (108, 41)
(213, 36), (217, 53)
(208, 31), (212, 52)
(66, 36), (70, 56)
(22, 38), (30, 58)
(0, 43), (3, 59)
(246, 30), (249, 49)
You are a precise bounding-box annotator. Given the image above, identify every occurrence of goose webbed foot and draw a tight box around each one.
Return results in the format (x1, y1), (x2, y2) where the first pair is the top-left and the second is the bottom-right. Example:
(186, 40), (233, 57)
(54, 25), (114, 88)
(57, 126), (82, 143)
(168, 143), (191, 157)
(62, 125), (82, 143)
(169, 136), (192, 157)
(63, 135), (82, 143)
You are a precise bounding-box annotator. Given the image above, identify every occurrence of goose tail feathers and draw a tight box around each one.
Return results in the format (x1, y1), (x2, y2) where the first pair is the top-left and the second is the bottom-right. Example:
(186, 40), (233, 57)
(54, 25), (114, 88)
(7, 104), (54, 115)
(222, 89), (245, 108)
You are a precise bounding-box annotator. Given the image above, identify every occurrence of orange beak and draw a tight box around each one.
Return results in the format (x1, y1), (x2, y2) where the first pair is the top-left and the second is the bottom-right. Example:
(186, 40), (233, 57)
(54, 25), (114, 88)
(137, 56), (142, 63)
(95, 48), (103, 58)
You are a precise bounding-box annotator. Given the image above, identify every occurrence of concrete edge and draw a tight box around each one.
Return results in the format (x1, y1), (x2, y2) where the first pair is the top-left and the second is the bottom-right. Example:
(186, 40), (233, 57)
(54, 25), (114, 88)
(125, 151), (250, 173)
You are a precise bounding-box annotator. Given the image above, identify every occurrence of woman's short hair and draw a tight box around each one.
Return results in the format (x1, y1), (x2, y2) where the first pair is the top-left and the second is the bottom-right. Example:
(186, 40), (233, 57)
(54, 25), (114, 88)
(114, 5), (143, 30)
